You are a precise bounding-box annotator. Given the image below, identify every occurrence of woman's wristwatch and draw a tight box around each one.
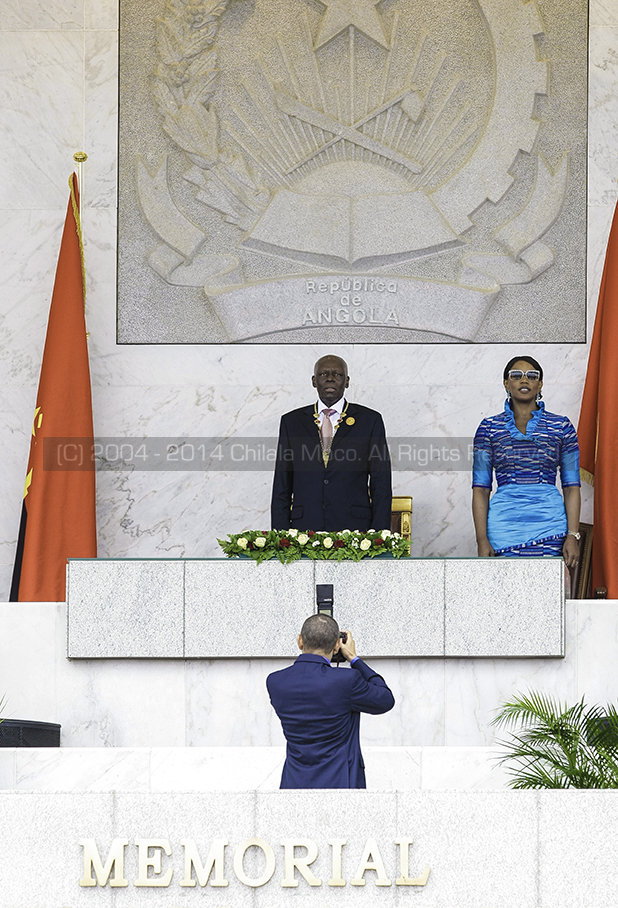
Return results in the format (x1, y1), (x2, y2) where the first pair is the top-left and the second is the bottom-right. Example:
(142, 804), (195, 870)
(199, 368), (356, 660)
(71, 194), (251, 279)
(567, 530), (581, 540)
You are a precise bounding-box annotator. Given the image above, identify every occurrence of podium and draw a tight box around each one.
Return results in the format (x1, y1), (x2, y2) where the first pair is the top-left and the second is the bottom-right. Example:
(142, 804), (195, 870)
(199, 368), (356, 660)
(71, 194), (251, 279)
(2, 559), (618, 906)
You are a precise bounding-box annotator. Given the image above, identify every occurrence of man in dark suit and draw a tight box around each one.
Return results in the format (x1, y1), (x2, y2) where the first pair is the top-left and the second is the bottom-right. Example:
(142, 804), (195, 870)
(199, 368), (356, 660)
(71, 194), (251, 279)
(270, 354), (392, 530)
(266, 614), (395, 789)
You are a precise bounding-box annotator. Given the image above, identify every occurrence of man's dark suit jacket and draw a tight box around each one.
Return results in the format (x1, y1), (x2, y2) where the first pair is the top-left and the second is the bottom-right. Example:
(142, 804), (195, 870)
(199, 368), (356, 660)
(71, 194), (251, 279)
(270, 401), (392, 531)
(266, 653), (395, 789)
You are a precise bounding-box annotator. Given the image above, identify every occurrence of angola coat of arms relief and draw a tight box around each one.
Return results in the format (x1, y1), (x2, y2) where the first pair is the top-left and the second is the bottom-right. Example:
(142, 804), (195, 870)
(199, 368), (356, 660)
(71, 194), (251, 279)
(118, 0), (588, 343)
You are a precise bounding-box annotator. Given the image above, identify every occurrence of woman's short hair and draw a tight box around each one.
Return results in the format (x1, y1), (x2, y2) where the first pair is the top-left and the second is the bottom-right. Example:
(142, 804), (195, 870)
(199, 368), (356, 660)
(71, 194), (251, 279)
(503, 355), (543, 381)
(300, 614), (340, 653)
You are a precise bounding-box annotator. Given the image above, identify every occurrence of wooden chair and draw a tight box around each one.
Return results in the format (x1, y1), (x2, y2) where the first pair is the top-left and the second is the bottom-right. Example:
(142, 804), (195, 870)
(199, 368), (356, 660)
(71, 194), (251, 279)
(391, 496), (412, 542)
(569, 522), (593, 599)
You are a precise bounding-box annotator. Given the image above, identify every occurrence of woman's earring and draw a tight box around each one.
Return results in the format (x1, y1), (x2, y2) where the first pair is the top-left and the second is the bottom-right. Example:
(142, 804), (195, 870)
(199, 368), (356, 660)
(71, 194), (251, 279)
(507, 391), (512, 402)
(536, 391), (543, 402)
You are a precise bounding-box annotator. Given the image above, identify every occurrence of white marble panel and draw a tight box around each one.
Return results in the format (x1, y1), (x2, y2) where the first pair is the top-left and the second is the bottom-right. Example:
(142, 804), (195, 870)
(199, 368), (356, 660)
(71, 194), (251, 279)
(315, 559), (444, 656)
(363, 746), (422, 791)
(254, 790), (399, 908)
(443, 632), (579, 748)
(396, 791), (539, 907)
(588, 26), (618, 207)
(0, 31), (83, 209)
(574, 601), (618, 704)
(116, 791), (256, 908)
(360, 658), (446, 747)
(13, 747), (151, 791)
(55, 656), (187, 747)
(419, 746), (509, 790)
(1, 0), (83, 30)
(85, 0), (118, 30)
(185, 657), (287, 747)
(587, 202), (617, 324)
(148, 746), (284, 792)
(184, 559), (315, 657)
(0, 752), (15, 790)
(444, 558), (564, 656)
(444, 598), (579, 748)
(67, 559), (184, 657)
(0, 603), (61, 722)
(590, 0), (618, 26)
(539, 791), (618, 907)
(84, 29), (118, 208)
(0, 791), (114, 907)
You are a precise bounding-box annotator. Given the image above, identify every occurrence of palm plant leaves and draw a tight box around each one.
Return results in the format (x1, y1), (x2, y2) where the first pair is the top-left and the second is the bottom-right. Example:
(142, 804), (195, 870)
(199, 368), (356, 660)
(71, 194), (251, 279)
(492, 692), (618, 789)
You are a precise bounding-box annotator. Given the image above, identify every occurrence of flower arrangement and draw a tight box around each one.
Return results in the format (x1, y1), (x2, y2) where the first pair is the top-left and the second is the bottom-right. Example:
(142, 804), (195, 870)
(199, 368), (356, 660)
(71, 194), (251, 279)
(217, 528), (410, 564)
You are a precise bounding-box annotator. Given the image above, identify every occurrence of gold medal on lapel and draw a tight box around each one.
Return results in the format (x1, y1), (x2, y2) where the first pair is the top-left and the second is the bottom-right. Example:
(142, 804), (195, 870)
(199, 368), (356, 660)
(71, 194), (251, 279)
(346, 417), (355, 425)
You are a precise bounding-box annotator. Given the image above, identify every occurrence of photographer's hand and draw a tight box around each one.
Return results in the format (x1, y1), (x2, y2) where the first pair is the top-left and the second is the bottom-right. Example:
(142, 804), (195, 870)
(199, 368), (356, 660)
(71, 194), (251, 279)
(338, 630), (357, 662)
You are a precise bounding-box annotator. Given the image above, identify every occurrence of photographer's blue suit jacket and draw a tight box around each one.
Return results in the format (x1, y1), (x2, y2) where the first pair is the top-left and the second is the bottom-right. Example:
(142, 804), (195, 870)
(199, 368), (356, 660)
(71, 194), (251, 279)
(270, 401), (392, 531)
(266, 654), (395, 789)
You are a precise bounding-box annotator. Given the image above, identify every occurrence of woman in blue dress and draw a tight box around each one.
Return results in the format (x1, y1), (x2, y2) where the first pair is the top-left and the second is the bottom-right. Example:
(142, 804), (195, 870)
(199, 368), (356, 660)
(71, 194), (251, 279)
(472, 356), (581, 568)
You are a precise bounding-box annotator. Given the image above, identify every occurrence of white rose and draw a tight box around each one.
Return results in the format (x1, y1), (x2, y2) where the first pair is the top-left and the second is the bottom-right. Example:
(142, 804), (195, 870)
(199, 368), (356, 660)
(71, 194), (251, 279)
(298, 533), (309, 545)
(381, 529), (391, 537)
(254, 537), (266, 548)
(237, 537), (248, 549)
(359, 538), (371, 551)
(288, 528), (298, 537)
(312, 540), (320, 547)
(323, 537), (333, 549)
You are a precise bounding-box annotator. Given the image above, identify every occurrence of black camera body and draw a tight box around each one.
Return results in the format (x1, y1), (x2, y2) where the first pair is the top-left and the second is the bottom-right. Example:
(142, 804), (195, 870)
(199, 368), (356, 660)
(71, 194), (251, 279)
(332, 631), (347, 664)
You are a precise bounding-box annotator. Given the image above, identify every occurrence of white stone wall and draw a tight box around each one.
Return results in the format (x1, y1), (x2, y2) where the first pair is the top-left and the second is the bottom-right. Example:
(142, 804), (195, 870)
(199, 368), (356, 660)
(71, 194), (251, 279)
(2, 599), (618, 749)
(0, 1), (616, 599)
(1, 788), (618, 907)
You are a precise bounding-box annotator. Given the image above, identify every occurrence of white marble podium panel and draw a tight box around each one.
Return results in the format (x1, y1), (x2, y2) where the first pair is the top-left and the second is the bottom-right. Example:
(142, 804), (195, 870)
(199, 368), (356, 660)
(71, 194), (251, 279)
(315, 559), (444, 655)
(184, 560), (315, 657)
(66, 557), (565, 659)
(67, 559), (184, 658)
(444, 558), (564, 656)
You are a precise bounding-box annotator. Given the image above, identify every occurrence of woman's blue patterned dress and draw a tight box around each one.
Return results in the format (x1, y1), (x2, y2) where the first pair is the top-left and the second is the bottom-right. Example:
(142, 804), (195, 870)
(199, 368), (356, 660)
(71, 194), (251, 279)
(472, 401), (580, 557)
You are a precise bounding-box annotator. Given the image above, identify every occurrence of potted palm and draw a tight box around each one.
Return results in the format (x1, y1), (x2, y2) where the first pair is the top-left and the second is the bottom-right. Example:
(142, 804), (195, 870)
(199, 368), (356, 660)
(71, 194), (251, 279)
(492, 691), (618, 788)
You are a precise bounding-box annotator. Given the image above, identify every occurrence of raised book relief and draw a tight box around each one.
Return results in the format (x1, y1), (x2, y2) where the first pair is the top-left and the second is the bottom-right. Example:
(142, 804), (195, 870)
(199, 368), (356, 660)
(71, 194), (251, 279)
(118, 0), (588, 343)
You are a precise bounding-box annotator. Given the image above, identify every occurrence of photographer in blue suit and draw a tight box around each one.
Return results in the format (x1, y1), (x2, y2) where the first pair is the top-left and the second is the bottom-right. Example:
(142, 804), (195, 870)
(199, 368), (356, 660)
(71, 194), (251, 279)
(266, 614), (395, 789)
(271, 354), (392, 531)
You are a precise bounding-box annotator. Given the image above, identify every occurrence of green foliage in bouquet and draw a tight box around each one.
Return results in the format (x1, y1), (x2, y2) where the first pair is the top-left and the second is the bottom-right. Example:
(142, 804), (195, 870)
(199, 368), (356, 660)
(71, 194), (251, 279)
(492, 691), (618, 789)
(217, 528), (410, 564)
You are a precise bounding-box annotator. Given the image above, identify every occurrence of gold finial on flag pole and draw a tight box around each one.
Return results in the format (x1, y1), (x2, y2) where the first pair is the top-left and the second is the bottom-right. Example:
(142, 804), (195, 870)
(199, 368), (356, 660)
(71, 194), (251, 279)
(73, 152), (88, 224)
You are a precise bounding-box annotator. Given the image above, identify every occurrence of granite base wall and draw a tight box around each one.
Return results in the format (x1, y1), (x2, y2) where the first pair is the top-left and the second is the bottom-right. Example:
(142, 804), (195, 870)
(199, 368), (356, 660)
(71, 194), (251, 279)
(0, 789), (616, 907)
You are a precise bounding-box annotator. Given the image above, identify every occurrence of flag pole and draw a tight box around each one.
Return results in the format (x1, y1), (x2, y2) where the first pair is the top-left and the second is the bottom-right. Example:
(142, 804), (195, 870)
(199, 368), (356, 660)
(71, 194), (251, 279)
(72, 151), (88, 224)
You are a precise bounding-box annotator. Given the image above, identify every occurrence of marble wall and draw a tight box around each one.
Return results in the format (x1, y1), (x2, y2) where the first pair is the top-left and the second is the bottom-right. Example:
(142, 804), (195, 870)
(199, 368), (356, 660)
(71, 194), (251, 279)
(3, 788), (618, 907)
(0, 1), (616, 600)
(3, 599), (618, 749)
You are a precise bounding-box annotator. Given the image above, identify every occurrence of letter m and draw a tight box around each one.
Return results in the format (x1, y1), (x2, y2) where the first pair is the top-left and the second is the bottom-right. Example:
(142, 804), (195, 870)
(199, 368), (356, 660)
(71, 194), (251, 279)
(79, 838), (129, 887)
(180, 839), (228, 888)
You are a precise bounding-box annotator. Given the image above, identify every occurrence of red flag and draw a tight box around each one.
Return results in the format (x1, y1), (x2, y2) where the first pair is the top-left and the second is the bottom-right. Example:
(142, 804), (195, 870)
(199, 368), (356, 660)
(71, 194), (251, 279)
(577, 201), (618, 595)
(10, 173), (97, 602)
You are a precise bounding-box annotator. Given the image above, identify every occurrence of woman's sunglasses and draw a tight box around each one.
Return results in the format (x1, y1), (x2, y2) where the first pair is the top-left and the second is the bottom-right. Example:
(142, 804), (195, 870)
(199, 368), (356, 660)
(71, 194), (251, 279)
(507, 370), (541, 381)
